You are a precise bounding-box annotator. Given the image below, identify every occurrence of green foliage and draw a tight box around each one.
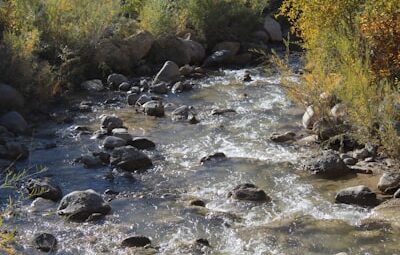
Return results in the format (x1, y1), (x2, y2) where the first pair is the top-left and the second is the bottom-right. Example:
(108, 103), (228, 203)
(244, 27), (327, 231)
(139, 0), (178, 36)
(279, 0), (400, 156)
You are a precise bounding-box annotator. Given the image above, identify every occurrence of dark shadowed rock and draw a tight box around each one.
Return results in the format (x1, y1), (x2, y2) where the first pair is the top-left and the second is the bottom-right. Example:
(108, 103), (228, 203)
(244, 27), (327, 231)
(202, 50), (235, 68)
(212, 41), (240, 55)
(211, 108), (236, 116)
(1, 141), (29, 160)
(149, 82), (169, 94)
(304, 150), (350, 179)
(200, 152), (227, 164)
(33, 233), (57, 252)
(57, 189), (111, 222)
(121, 236), (151, 248)
(110, 146), (152, 172)
(171, 105), (189, 121)
(270, 132), (296, 143)
(77, 154), (103, 168)
(128, 137), (156, 150)
(190, 199), (206, 207)
(0, 111), (28, 134)
(127, 93), (141, 106)
(111, 128), (132, 142)
(103, 136), (127, 150)
(27, 178), (62, 202)
(0, 83), (24, 112)
(107, 73), (128, 89)
(228, 184), (271, 203)
(335, 185), (378, 207)
(119, 82), (132, 92)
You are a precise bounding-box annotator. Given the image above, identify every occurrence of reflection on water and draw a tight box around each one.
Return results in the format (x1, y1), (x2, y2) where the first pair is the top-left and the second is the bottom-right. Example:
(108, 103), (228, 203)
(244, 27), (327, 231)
(4, 69), (400, 255)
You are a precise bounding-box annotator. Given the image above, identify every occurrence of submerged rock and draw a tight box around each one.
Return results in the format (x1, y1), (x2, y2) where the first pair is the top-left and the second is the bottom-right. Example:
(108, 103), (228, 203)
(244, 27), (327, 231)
(121, 236), (151, 248)
(33, 233), (57, 252)
(27, 178), (62, 202)
(270, 132), (296, 143)
(77, 154), (103, 168)
(304, 150), (350, 179)
(189, 199), (206, 207)
(335, 185), (378, 207)
(110, 146), (153, 172)
(228, 183), (271, 203)
(57, 189), (111, 222)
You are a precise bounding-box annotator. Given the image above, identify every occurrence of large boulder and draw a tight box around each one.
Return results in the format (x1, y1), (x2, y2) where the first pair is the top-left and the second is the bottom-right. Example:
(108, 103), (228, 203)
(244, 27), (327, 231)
(148, 35), (191, 66)
(153, 61), (180, 85)
(181, 38), (205, 64)
(0, 111), (28, 134)
(228, 184), (271, 203)
(110, 146), (153, 172)
(95, 31), (154, 73)
(335, 185), (378, 207)
(304, 150), (350, 179)
(378, 172), (400, 194)
(57, 189), (111, 222)
(0, 83), (24, 112)
(212, 41), (241, 55)
(27, 178), (63, 202)
(263, 16), (283, 42)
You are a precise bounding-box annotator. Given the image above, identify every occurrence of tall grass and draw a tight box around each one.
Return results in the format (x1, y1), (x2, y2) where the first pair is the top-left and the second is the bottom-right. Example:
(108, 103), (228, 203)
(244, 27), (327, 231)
(279, 0), (400, 156)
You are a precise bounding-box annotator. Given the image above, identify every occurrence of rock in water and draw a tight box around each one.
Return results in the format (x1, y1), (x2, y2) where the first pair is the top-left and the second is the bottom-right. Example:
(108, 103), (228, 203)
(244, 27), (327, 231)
(228, 184), (271, 203)
(110, 146), (153, 172)
(27, 178), (63, 202)
(107, 73), (128, 89)
(128, 137), (156, 150)
(335, 185), (378, 207)
(103, 136), (127, 149)
(304, 150), (350, 179)
(142, 100), (165, 117)
(378, 172), (400, 194)
(121, 236), (151, 248)
(101, 115), (124, 132)
(57, 189), (111, 222)
(0, 83), (24, 112)
(153, 61), (180, 84)
(33, 233), (57, 252)
(200, 152), (227, 164)
(171, 105), (189, 121)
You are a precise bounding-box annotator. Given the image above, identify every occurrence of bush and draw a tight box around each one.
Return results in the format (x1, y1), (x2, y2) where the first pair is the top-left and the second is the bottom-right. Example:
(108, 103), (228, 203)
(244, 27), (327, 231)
(279, 0), (400, 156)
(139, 0), (178, 36)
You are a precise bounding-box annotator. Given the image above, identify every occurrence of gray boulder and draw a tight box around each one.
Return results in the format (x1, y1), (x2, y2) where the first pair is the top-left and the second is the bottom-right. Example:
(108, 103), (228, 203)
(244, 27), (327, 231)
(335, 185), (378, 207)
(263, 16), (283, 41)
(127, 93), (141, 106)
(110, 146), (153, 172)
(107, 73), (128, 89)
(142, 100), (165, 117)
(135, 94), (152, 106)
(304, 150), (350, 179)
(103, 136), (126, 149)
(0, 83), (24, 112)
(153, 61), (180, 85)
(95, 31), (154, 73)
(378, 172), (400, 194)
(101, 115), (124, 132)
(81, 79), (104, 92)
(57, 189), (111, 222)
(228, 183), (271, 203)
(181, 38), (206, 64)
(149, 82), (169, 94)
(111, 128), (132, 142)
(148, 35), (191, 66)
(27, 178), (62, 202)
(119, 82), (132, 92)
(0, 111), (28, 134)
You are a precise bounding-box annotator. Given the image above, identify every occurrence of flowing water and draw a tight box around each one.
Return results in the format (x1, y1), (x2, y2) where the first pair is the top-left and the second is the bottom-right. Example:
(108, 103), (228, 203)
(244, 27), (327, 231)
(3, 68), (400, 255)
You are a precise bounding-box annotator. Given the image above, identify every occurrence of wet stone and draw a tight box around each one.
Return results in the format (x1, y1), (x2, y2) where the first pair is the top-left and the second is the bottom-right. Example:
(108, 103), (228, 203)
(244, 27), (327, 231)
(378, 172), (400, 194)
(200, 152), (227, 164)
(121, 236), (151, 248)
(270, 132), (296, 143)
(103, 136), (127, 150)
(33, 233), (57, 252)
(110, 146), (153, 172)
(142, 100), (165, 117)
(101, 115), (124, 132)
(228, 183), (271, 203)
(27, 178), (63, 202)
(128, 137), (156, 150)
(189, 199), (206, 207)
(304, 150), (350, 179)
(335, 185), (378, 207)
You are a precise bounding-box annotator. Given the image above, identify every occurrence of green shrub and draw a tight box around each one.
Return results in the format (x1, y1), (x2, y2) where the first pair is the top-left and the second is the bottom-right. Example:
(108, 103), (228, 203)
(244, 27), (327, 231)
(139, 0), (179, 36)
